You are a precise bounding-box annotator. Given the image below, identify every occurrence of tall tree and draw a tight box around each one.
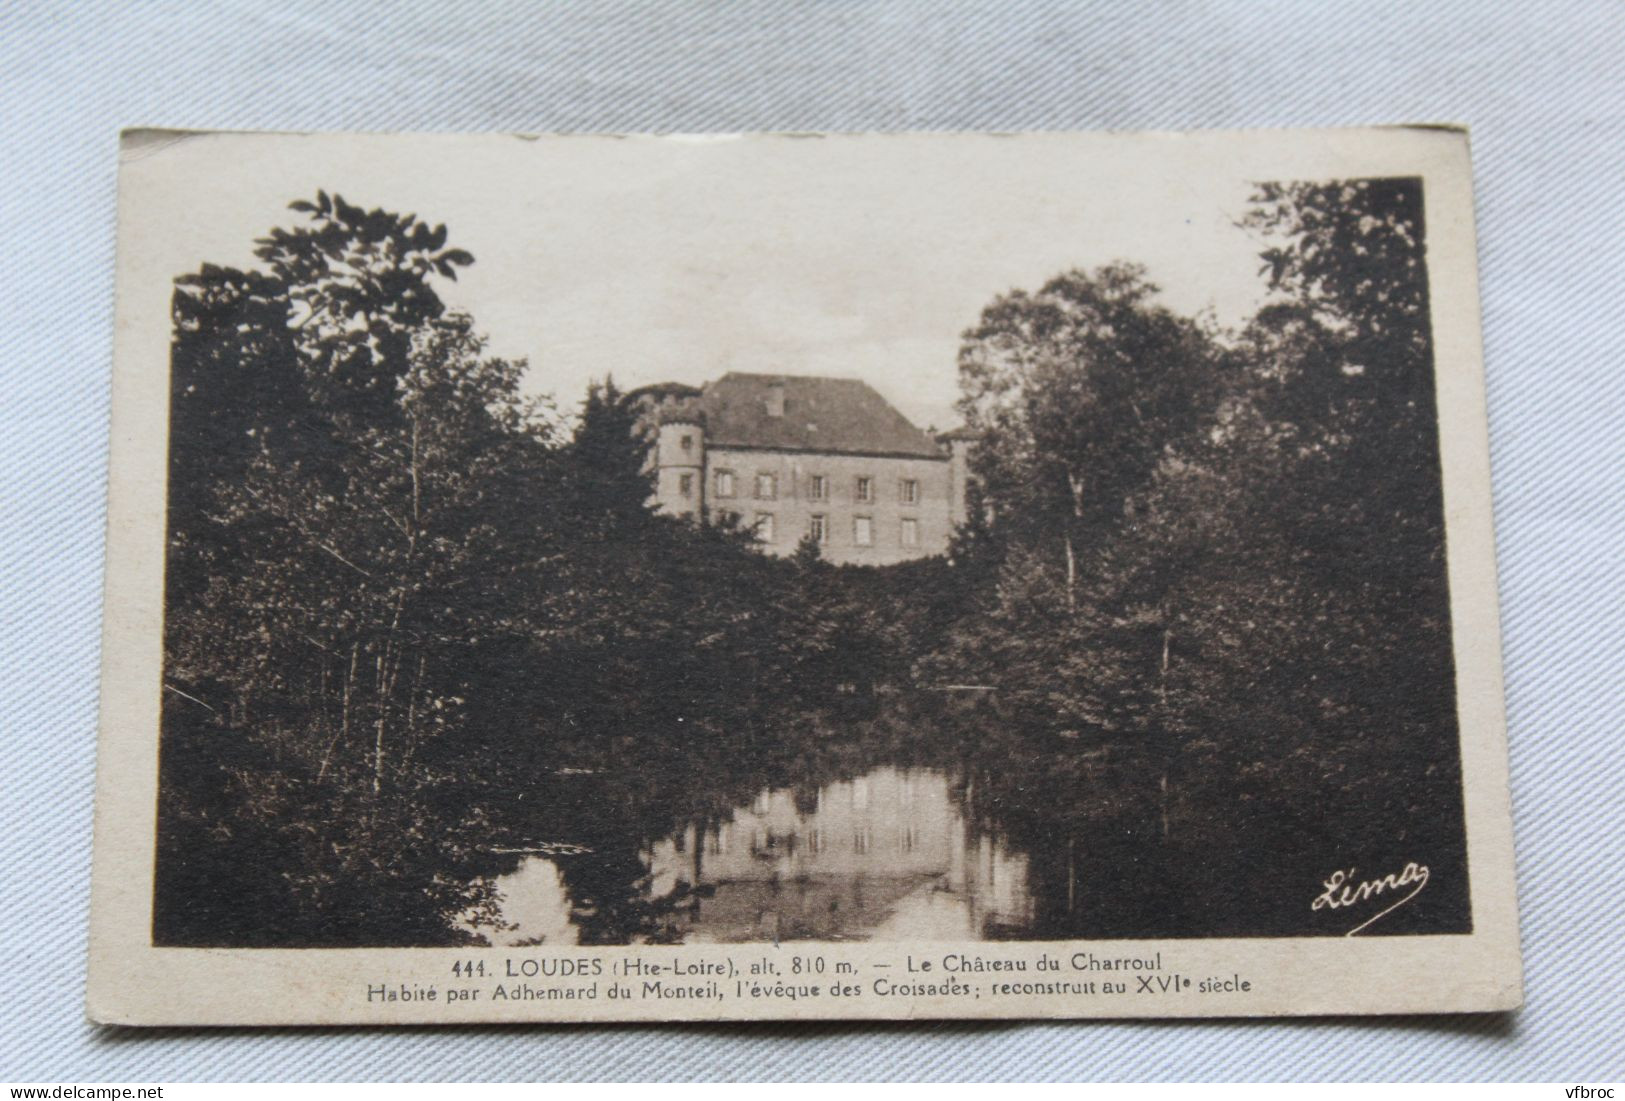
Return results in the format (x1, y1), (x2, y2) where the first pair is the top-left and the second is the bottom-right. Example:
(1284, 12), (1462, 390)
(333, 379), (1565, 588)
(1241, 178), (1453, 732)
(158, 195), (551, 945)
(955, 263), (1225, 603)
(562, 378), (656, 535)
(256, 191), (474, 424)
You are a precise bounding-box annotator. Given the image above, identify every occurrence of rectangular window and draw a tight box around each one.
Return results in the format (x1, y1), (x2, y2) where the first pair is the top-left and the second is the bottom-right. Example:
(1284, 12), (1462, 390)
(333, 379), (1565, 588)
(855, 475), (873, 503)
(809, 514), (828, 544)
(853, 515), (873, 546)
(809, 474), (828, 501)
(680, 433), (694, 452)
(901, 517), (919, 547)
(899, 478), (919, 504)
(678, 472), (693, 498)
(715, 469), (735, 498)
(755, 472), (777, 500)
(754, 512), (775, 543)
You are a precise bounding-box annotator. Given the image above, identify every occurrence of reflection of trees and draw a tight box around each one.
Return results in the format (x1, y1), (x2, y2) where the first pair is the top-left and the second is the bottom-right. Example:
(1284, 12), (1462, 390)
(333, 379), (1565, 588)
(955, 738), (1193, 939)
(947, 691), (1467, 938)
(475, 703), (985, 944)
(479, 686), (1467, 945)
(472, 710), (903, 944)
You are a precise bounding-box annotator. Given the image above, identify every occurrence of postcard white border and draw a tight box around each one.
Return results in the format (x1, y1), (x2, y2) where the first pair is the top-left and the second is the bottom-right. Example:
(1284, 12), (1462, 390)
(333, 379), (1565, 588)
(88, 127), (1520, 1025)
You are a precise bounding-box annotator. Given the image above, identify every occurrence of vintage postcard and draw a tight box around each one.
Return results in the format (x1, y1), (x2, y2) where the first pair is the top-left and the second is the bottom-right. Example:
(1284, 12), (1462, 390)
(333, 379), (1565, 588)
(89, 127), (1520, 1025)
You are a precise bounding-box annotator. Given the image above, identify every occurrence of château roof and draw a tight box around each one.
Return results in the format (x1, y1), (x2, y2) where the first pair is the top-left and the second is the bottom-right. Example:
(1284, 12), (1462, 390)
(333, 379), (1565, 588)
(624, 381), (702, 404)
(698, 373), (945, 459)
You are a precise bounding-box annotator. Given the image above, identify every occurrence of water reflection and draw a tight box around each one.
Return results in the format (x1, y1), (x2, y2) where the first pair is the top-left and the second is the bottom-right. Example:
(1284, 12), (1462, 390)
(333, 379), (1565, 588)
(485, 855), (579, 947)
(481, 766), (1033, 945)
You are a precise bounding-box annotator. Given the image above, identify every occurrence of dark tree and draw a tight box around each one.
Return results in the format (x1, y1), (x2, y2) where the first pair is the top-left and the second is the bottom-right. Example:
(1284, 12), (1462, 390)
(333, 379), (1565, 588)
(956, 263), (1227, 603)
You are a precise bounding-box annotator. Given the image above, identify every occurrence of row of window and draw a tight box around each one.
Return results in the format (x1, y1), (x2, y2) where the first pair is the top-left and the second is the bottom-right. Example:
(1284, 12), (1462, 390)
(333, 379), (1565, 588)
(715, 510), (920, 548)
(696, 823), (922, 856)
(689, 470), (920, 504)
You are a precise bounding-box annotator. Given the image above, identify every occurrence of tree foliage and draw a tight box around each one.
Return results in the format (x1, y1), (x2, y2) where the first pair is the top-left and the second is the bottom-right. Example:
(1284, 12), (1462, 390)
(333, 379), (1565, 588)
(156, 195), (885, 945)
(957, 263), (1226, 536)
(156, 178), (1469, 945)
(926, 178), (1463, 915)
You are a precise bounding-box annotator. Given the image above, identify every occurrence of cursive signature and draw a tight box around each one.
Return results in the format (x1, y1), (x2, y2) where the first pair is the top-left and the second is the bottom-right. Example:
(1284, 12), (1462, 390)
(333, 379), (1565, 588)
(1312, 861), (1430, 936)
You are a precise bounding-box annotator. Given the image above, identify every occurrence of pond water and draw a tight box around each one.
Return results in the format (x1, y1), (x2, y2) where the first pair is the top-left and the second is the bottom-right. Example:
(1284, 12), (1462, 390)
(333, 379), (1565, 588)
(476, 764), (1046, 945)
(458, 701), (1470, 945)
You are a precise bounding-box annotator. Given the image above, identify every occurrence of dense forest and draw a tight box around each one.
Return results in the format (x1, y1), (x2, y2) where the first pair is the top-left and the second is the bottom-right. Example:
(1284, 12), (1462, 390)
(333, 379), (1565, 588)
(155, 179), (1466, 946)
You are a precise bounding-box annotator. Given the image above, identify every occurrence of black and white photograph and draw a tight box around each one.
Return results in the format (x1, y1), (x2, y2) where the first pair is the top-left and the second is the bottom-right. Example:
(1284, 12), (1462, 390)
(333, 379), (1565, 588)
(87, 128), (1518, 1024)
(153, 157), (1463, 946)
(16, 0), (1625, 1085)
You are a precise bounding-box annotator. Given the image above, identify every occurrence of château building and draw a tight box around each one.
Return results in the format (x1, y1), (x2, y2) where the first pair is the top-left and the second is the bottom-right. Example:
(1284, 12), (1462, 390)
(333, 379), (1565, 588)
(632, 373), (973, 566)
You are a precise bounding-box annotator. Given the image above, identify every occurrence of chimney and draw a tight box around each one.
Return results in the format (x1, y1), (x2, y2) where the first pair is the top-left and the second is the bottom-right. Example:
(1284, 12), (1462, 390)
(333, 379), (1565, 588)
(765, 381), (786, 418)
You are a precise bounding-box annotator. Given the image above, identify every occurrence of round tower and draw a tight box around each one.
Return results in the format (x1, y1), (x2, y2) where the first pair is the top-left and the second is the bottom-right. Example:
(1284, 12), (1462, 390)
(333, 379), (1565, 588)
(653, 411), (705, 520)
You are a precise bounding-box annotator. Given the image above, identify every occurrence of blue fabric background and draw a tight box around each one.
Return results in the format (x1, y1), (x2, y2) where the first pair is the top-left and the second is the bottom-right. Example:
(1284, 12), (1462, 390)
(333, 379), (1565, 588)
(2, 0), (1621, 1081)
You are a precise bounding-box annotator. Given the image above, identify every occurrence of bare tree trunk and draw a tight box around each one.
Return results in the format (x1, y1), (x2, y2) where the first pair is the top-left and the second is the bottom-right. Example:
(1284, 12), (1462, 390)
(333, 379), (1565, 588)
(1064, 533), (1077, 611)
(317, 643), (359, 782)
(1160, 627), (1171, 707)
(369, 415), (422, 794)
(1160, 626), (1173, 839)
(1066, 836), (1077, 913)
(410, 416), (422, 534)
(373, 649), (387, 794)
(1065, 472), (1086, 611)
(399, 652), (426, 776)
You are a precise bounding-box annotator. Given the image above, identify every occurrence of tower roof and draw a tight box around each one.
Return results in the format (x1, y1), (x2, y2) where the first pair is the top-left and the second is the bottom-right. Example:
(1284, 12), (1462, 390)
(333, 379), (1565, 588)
(698, 373), (944, 459)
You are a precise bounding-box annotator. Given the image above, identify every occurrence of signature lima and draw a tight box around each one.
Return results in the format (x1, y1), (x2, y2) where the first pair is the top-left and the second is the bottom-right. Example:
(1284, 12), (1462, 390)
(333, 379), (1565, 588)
(1312, 861), (1430, 936)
